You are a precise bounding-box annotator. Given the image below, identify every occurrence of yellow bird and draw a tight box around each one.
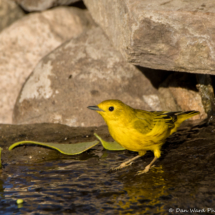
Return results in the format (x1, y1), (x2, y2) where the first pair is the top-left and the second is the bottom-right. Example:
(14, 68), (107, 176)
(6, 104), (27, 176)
(88, 100), (199, 174)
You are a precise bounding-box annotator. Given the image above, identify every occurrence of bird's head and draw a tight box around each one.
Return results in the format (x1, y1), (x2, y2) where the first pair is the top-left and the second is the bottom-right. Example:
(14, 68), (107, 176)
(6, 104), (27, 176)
(88, 99), (133, 125)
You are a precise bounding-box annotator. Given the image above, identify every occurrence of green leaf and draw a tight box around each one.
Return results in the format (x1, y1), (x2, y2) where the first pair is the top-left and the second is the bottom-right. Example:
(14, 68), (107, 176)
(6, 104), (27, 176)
(9, 140), (99, 155)
(94, 133), (125, 151)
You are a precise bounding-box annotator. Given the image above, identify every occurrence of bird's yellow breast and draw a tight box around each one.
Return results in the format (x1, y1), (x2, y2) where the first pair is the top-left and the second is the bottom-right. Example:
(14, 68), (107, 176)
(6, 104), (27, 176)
(107, 119), (170, 152)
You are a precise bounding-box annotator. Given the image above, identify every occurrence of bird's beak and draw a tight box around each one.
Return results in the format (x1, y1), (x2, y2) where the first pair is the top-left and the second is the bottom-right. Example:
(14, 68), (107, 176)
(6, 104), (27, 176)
(87, 106), (104, 112)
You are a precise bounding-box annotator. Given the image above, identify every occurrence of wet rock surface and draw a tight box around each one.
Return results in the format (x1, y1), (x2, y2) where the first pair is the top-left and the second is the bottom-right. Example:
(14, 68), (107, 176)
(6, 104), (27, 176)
(0, 120), (215, 213)
(0, 123), (112, 164)
(84, 0), (215, 74)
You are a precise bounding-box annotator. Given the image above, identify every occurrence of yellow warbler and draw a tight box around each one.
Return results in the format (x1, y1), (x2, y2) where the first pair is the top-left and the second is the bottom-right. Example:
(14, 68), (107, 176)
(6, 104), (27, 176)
(88, 100), (199, 174)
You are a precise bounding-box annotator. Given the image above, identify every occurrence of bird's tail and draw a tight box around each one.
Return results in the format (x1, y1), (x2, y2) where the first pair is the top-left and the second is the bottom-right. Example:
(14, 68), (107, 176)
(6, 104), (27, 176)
(170, 110), (200, 135)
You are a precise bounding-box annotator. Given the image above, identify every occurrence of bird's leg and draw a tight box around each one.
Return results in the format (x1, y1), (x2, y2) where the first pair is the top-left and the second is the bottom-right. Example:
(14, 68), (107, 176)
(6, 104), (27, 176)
(111, 155), (141, 171)
(136, 157), (158, 175)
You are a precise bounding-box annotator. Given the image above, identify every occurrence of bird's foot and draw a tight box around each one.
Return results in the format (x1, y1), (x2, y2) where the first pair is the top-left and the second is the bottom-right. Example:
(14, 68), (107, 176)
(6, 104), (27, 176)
(136, 165), (151, 175)
(111, 162), (133, 171)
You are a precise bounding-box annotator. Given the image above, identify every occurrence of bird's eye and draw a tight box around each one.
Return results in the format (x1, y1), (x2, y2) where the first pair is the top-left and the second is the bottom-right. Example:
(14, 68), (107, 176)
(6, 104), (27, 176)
(109, 106), (114, 111)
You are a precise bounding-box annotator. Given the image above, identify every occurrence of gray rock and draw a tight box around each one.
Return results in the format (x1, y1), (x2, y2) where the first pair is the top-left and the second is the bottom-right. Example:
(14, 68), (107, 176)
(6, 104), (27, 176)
(0, 0), (24, 32)
(13, 27), (160, 127)
(14, 0), (80, 11)
(84, 0), (215, 74)
(0, 7), (94, 124)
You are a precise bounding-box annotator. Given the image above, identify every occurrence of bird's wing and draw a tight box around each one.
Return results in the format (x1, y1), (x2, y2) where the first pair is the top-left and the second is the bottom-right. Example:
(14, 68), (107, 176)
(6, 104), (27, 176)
(133, 110), (182, 134)
(153, 111), (179, 129)
(132, 110), (156, 134)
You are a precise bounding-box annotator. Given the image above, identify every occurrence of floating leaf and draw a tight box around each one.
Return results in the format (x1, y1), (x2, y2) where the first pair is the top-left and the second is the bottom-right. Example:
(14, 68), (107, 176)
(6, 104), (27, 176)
(94, 133), (125, 151)
(9, 140), (99, 155)
(9, 134), (125, 156)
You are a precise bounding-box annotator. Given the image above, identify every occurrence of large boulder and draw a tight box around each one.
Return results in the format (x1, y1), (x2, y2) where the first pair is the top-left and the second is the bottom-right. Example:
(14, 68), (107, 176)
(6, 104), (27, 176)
(13, 27), (160, 127)
(84, 0), (215, 74)
(0, 0), (24, 32)
(0, 7), (93, 124)
(14, 0), (80, 12)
